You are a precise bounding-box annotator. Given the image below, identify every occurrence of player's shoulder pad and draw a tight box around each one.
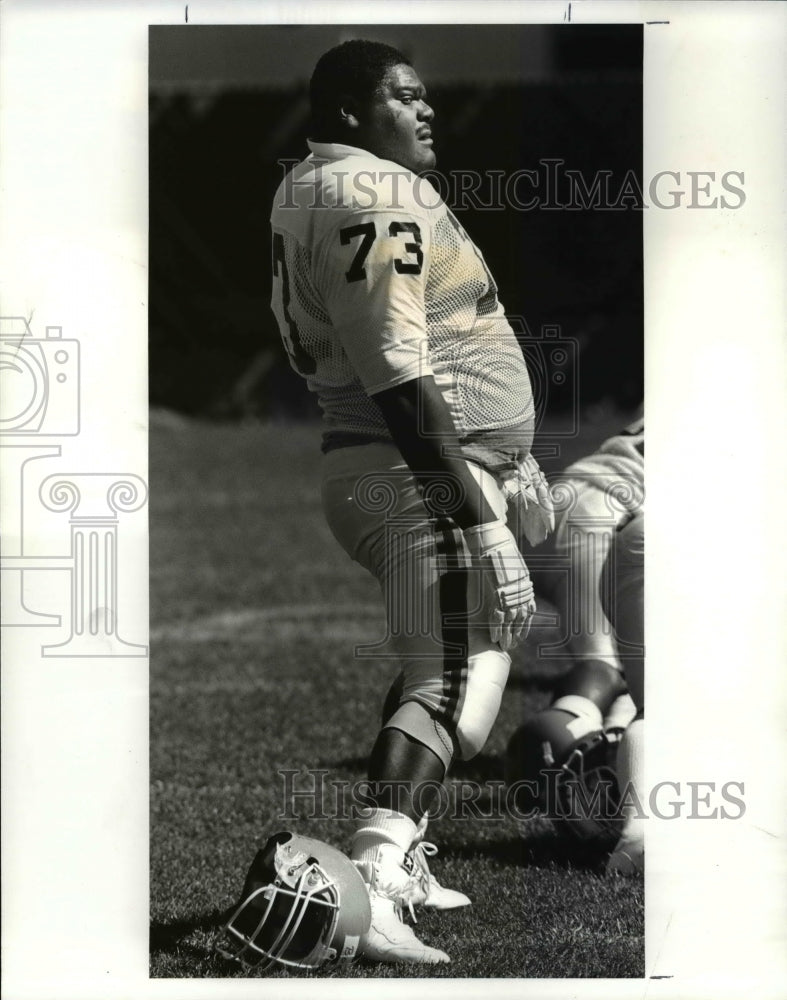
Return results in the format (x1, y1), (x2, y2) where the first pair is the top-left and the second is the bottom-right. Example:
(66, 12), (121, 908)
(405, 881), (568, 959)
(313, 158), (441, 255)
(349, 155), (443, 217)
(313, 156), (440, 223)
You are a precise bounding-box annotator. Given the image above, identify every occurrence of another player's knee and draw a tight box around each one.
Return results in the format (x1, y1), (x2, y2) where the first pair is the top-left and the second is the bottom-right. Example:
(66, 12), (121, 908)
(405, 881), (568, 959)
(614, 511), (644, 570)
(555, 659), (627, 715)
(454, 649), (510, 761)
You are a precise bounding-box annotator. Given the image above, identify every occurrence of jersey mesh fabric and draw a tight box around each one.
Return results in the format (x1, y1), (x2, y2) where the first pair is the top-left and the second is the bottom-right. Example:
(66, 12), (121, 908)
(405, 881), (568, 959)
(271, 145), (534, 445)
(558, 418), (645, 524)
(285, 236), (390, 438)
(562, 418), (644, 495)
(426, 212), (533, 433)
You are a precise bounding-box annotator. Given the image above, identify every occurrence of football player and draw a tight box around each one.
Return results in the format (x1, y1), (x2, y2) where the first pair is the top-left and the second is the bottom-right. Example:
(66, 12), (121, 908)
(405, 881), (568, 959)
(269, 40), (553, 964)
(507, 416), (644, 873)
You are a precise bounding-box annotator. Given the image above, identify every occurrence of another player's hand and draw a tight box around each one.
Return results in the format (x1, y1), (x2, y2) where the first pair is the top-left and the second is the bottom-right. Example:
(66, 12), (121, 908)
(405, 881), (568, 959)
(464, 520), (536, 651)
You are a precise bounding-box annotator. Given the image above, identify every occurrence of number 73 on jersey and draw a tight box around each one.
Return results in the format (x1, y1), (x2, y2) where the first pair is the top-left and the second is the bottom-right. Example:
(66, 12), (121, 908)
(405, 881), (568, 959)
(271, 221), (424, 376)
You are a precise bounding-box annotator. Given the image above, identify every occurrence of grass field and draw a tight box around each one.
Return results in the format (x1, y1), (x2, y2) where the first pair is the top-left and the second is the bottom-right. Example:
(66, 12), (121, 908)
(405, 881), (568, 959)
(149, 413), (644, 979)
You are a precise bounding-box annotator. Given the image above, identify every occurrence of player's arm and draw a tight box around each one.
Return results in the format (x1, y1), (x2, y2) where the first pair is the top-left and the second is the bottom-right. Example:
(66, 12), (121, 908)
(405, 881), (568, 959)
(316, 205), (535, 648)
(373, 373), (495, 528)
(314, 206), (494, 527)
(375, 375), (535, 650)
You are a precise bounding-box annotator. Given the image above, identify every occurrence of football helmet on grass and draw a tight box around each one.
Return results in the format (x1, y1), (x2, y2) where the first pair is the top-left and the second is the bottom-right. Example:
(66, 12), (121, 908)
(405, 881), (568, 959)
(218, 831), (371, 972)
(505, 708), (623, 850)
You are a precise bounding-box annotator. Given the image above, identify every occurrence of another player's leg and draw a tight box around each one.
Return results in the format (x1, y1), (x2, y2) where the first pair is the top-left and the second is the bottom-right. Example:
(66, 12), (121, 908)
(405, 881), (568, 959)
(550, 506), (630, 736)
(603, 512), (644, 875)
(506, 507), (631, 845)
(607, 710), (644, 874)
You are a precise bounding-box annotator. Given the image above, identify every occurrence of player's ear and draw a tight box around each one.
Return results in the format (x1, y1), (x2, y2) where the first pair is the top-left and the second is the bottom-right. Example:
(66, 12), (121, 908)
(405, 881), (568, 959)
(338, 96), (361, 130)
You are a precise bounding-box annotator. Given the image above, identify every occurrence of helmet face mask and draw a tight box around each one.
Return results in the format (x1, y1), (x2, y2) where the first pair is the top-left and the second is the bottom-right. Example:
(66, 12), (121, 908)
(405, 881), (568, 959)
(506, 710), (623, 851)
(218, 832), (370, 972)
(224, 853), (340, 970)
(553, 730), (623, 847)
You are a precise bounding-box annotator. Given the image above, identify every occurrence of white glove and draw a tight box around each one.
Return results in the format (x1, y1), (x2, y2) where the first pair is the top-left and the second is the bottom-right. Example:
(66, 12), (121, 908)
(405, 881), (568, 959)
(464, 519), (536, 652)
(502, 454), (555, 547)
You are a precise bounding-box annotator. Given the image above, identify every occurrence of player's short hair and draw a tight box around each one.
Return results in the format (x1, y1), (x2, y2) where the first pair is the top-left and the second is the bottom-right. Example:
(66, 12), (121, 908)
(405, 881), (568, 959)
(309, 39), (411, 134)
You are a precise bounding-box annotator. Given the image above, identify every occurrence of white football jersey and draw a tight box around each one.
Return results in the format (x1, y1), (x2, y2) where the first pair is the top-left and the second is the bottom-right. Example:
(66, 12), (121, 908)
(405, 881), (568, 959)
(270, 141), (534, 449)
(561, 414), (645, 519)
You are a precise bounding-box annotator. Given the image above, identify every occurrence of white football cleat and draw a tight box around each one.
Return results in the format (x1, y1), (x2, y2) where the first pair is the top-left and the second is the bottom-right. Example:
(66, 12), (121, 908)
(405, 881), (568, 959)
(355, 843), (450, 965)
(362, 893), (451, 965)
(407, 818), (471, 910)
(607, 835), (644, 876)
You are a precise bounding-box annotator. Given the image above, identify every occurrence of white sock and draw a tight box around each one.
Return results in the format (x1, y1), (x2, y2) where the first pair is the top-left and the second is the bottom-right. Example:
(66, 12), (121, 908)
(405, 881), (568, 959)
(552, 695), (603, 730)
(351, 809), (417, 866)
(604, 693), (637, 733)
(615, 717), (645, 845)
(414, 813), (429, 840)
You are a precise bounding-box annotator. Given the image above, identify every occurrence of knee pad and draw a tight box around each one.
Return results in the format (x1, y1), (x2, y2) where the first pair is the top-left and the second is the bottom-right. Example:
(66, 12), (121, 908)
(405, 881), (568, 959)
(555, 659), (627, 715)
(616, 511), (644, 567)
(382, 648), (511, 766)
(384, 701), (455, 772)
(603, 513), (644, 632)
(454, 649), (510, 761)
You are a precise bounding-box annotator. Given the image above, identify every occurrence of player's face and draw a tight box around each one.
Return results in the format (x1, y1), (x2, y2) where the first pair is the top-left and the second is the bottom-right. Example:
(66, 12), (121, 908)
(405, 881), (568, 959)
(355, 64), (436, 174)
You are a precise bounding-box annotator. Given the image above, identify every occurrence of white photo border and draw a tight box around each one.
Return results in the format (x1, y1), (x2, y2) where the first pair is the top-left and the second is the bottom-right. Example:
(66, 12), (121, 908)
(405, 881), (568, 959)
(1, 2), (785, 998)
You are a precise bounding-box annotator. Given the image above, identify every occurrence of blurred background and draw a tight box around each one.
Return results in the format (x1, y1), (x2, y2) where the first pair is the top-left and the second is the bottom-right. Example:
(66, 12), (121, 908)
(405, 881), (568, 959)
(149, 24), (642, 422)
(149, 30), (645, 973)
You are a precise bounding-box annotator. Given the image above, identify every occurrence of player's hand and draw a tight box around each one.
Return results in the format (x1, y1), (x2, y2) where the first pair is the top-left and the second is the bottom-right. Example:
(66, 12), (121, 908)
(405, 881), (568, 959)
(464, 519), (536, 651)
(502, 454), (555, 547)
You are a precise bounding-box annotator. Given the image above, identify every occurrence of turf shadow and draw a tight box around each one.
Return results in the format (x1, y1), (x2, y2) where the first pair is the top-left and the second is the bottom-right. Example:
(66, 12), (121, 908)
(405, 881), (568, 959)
(447, 831), (608, 872)
(150, 906), (230, 956)
(504, 669), (568, 694)
(325, 750), (504, 783)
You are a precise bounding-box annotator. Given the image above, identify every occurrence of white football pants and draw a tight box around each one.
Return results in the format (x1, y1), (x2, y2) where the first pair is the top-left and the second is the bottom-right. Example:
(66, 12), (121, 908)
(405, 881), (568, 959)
(321, 441), (520, 761)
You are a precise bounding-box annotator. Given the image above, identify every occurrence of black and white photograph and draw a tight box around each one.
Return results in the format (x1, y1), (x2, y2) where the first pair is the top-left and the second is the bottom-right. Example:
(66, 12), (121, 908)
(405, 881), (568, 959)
(148, 22), (645, 979)
(1, 3), (785, 999)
